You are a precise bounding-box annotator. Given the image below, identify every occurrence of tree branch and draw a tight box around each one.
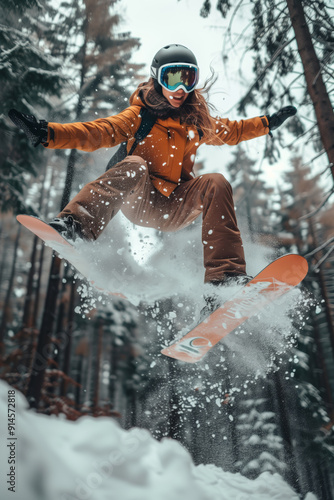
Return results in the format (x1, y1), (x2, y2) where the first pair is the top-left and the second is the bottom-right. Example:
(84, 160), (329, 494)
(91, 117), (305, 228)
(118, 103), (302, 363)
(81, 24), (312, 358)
(311, 245), (334, 272)
(304, 236), (334, 259)
(299, 187), (334, 221)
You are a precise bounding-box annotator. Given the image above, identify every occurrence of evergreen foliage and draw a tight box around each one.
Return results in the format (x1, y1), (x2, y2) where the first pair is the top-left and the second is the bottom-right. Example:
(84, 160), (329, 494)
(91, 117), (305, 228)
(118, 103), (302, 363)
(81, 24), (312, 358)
(226, 146), (275, 237)
(44, 0), (143, 122)
(0, 0), (63, 213)
(199, 0), (334, 178)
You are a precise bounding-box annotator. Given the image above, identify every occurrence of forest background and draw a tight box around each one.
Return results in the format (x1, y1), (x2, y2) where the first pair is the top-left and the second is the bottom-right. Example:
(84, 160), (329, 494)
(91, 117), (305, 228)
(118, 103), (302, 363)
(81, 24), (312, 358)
(1, 0), (334, 498)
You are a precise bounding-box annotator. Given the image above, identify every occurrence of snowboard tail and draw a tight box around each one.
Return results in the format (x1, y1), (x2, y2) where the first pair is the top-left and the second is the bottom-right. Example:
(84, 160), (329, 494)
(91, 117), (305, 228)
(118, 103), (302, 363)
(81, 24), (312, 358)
(17, 215), (126, 298)
(161, 254), (308, 363)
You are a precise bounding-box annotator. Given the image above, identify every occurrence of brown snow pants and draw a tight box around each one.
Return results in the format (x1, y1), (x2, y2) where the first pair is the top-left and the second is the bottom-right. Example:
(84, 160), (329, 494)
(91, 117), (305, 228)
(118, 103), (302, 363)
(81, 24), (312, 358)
(58, 156), (246, 283)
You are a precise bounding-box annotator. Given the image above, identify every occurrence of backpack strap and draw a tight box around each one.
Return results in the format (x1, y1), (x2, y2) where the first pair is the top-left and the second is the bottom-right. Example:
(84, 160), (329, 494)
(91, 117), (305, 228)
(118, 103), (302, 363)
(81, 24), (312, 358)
(106, 108), (156, 171)
(196, 126), (203, 141)
(130, 108), (156, 151)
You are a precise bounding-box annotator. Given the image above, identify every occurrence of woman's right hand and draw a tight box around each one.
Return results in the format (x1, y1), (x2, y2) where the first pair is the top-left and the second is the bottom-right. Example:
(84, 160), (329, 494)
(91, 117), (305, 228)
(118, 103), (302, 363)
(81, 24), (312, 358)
(8, 109), (48, 147)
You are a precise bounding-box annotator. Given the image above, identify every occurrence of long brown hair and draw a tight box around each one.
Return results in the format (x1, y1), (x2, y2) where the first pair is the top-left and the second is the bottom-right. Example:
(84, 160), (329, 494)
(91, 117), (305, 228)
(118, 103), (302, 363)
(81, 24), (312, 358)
(130, 70), (225, 143)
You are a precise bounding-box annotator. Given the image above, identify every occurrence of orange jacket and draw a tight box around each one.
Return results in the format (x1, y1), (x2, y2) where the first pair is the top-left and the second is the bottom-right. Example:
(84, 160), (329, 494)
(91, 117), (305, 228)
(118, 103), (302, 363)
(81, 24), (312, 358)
(46, 94), (269, 196)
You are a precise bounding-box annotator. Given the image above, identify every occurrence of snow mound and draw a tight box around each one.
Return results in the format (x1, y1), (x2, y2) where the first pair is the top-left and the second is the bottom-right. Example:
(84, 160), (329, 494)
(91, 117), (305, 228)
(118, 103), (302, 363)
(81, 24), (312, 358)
(0, 381), (316, 500)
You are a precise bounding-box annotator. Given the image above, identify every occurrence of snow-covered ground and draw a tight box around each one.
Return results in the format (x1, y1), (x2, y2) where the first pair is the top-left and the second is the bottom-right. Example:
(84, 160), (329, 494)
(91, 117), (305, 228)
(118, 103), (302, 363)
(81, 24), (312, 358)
(0, 381), (317, 500)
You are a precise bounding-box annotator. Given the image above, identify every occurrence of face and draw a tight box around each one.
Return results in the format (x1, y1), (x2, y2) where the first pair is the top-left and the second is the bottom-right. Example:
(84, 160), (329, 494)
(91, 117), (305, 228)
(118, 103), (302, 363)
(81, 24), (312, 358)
(162, 86), (189, 108)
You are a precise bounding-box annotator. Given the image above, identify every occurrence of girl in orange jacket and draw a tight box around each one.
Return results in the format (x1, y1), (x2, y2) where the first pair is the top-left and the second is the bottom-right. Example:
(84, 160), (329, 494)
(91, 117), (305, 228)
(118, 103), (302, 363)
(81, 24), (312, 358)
(9, 44), (296, 286)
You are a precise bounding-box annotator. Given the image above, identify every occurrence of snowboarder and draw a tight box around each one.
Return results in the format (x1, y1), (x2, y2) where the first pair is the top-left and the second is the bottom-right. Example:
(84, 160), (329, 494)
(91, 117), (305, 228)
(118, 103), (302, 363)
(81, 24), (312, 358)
(9, 44), (296, 288)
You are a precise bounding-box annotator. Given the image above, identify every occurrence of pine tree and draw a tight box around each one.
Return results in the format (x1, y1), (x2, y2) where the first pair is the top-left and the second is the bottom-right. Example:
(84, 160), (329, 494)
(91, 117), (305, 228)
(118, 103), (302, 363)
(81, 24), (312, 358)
(235, 395), (286, 479)
(198, 0), (334, 182)
(226, 145), (275, 239)
(0, 0), (63, 213)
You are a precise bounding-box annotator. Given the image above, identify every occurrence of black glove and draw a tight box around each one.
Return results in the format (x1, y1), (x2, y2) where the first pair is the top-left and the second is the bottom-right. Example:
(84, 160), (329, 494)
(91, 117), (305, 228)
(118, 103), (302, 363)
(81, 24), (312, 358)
(8, 109), (48, 147)
(267, 106), (297, 131)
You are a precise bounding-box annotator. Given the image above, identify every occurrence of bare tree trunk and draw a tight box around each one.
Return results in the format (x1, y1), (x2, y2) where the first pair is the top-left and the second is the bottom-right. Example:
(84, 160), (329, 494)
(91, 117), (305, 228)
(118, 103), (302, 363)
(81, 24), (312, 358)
(60, 16), (87, 209)
(286, 0), (334, 177)
(272, 371), (301, 493)
(21, 235), (39, 329)
(308, 219), (334, 357)
(48, 275), (68, 396)
(22, 173), (48, 329)
(75, 336), (89, 409)
(75, 355), (84, 409)
(32, 239), (45, 326)
(109, 336), (118, 407)
(167, 357), (181, 439)
(0, 225), (21, 354)
(61, 280), (76, 396)
(93, 318), (103, 413)
(311, 312), (334, 424)
(0, 229), (9, 292)
(25, 254), (62, 407)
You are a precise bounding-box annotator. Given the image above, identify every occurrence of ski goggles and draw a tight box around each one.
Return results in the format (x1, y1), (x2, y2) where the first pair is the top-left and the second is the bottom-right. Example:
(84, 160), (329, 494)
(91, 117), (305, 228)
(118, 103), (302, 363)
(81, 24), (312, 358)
(156, 63), (199, 93)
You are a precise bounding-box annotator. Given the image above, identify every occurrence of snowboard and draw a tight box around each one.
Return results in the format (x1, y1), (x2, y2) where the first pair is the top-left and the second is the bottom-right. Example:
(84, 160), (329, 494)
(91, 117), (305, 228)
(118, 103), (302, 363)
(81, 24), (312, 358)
(16, 215), (126, 298)
(161, 254), (308, 363)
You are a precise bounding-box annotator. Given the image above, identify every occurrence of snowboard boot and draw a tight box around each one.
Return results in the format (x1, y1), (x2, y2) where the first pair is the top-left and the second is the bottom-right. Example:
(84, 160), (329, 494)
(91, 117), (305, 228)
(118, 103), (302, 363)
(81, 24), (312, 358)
(200, 274), (253, 321)
(49, 215), (86, 243)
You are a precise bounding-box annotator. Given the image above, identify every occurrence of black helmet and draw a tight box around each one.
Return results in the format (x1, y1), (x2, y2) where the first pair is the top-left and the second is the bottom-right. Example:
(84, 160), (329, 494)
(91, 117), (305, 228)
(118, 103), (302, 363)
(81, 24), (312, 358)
(151, 44), (198, 79)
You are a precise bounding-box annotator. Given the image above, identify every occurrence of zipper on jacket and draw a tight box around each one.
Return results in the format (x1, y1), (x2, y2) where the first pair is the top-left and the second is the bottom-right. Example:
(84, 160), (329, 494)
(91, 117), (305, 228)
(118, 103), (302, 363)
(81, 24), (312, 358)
(167, 128), (177, 179)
